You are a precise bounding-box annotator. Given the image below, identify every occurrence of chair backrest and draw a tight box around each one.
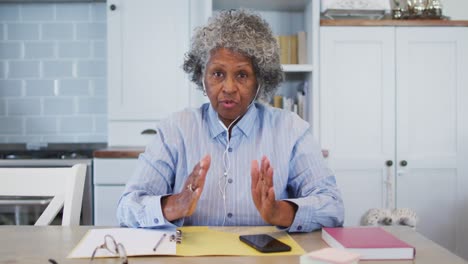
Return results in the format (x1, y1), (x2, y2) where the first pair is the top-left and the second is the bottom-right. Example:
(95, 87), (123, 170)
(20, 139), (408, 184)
(0, 164), (87, 226)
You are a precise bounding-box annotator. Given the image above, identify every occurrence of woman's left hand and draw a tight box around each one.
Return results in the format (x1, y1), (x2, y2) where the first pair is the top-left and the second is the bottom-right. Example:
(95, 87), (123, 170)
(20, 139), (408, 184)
(251, 156), (297, 227)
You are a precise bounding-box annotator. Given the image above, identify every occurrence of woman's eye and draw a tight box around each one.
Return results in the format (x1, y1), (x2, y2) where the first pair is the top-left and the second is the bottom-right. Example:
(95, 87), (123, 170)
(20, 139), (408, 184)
(212, 71), (224, 78)
(238, 73), (247, 78)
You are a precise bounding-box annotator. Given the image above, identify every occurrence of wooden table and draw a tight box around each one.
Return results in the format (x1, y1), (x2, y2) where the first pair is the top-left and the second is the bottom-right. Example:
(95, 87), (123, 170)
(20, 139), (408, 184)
(0, 225), (466, 264)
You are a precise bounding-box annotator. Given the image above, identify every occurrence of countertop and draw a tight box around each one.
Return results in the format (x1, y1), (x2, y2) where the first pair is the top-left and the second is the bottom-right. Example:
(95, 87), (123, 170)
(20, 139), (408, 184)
(94, 147), (144, 158)
(320, 19), (468, 27)
(94, 147), (330, 159)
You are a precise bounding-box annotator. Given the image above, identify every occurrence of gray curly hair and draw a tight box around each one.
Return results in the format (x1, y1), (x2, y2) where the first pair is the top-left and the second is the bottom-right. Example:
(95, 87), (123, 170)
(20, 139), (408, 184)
(183, 9), (283, 102)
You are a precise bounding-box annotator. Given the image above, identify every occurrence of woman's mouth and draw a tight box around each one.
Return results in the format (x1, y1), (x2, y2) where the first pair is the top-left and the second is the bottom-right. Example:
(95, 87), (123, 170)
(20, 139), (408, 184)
(220, 100), (237, 109)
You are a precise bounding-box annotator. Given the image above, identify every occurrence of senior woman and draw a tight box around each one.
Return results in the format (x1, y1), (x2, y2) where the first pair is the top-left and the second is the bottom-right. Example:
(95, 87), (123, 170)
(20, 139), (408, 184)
(117, 9), (344, 232)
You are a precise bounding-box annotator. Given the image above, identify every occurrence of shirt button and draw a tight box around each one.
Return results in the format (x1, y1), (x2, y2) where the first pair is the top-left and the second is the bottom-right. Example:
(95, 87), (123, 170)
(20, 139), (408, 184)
(153, 218), (159, 224)
(228, 178), (233, 184)
(227, 213), (233, 218)
(297, 225), (303, 231)
(228, 147), (233, 152)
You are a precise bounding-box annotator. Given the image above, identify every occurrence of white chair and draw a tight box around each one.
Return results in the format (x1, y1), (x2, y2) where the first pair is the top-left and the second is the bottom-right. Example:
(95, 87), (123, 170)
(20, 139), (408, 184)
(0, 164), (87, 226)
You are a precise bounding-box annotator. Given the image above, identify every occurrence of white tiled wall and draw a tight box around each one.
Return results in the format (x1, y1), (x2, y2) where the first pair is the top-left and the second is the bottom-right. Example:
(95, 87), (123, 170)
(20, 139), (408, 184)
(0, 2), (107, 143)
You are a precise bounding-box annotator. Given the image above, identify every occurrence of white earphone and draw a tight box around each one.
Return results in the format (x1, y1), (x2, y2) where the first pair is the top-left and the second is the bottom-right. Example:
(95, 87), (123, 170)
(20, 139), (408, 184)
(205, 79), (260, 226)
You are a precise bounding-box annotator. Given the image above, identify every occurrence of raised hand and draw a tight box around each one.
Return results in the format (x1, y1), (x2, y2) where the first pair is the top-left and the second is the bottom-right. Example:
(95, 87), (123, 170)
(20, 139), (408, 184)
(251, 156), (296, 227)
(162, 155), (211, 221)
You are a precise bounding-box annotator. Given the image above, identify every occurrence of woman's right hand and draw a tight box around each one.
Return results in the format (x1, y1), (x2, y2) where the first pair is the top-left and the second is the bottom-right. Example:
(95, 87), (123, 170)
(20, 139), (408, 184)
(161, 155), (211, 221)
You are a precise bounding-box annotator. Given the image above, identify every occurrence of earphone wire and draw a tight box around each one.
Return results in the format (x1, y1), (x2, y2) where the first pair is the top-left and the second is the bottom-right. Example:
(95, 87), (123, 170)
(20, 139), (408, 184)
(203, 79), (261, 226)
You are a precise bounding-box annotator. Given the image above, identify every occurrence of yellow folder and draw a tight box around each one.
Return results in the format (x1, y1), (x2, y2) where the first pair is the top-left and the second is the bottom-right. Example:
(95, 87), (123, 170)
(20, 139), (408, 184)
(177, 226), (305, 256)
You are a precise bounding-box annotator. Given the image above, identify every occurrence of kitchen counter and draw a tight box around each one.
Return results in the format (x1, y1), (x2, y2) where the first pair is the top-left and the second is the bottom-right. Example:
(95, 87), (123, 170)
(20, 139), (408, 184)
(94, 148), (330, 159)
(93, 147), (144, 158)
(321, 19), (468, 27)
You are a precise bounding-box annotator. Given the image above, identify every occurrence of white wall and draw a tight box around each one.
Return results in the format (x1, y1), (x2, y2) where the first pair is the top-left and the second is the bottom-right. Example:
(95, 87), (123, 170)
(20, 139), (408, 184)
(442, 0), (468, 19)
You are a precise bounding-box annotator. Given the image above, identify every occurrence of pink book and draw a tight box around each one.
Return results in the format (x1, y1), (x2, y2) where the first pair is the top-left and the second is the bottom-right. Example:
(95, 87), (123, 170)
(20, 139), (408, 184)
(321, 227), (415, 260)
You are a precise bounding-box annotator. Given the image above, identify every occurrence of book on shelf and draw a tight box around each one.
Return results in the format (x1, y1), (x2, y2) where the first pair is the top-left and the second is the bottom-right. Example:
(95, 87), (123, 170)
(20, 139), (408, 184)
(276, 32), (306, 65)
(297, 31), (307, 64)
(321, 227), (415, 260)
(289, 35), (298, 64)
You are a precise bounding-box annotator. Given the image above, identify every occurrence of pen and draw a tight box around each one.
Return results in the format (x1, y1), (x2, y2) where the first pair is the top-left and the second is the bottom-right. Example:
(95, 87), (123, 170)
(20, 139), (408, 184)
(153, 233), (167, 252)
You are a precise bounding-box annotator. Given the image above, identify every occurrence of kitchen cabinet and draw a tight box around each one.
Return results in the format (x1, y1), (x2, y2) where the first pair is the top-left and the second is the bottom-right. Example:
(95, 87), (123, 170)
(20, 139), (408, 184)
(320, 26), (468, 257)
(93, 158), (137, 226)
(107, 0), (191, 146)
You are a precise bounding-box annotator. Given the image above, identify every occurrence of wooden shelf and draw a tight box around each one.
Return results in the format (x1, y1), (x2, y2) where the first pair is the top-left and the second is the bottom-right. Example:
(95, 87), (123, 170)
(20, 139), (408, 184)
(282, 64), (314, 72)
(321, 19), (468, 27)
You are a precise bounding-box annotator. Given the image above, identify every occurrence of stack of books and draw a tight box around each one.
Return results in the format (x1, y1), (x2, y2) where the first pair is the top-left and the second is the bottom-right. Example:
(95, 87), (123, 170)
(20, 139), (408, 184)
(272, 90), (306, 119)
(276, 31), (307, 65)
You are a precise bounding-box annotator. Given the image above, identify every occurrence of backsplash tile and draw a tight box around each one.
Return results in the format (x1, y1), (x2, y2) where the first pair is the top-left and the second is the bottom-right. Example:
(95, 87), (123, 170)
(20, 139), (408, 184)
(0, 61), (5, 78)
(56, 4), (89, 21)
(7, 23), (39, 40)
(92, 41), (106, 58)
(91, 78), (106, 96)
(0, 42), (21, 59)
(9, 60), (40, 78)
(42, 60), (74, 78)
(0, 3), (107, 143)
(0, 5), (20, 21)
(78, 97), (106, 114)
(25, 116), (57, 134)
(8, 97), (41, 115)
(43, 97), (74, 115)
(91, 4), (106, 22)
(76, 23), (106, 40)
(58, 41), (91, 58)
(21, 4), (54, 21)
(24, 42), (55, 59)
(59, 79), (90, 96)
(0, 99), (4, 115)
(76, 60), (105, 77)
(0, 80), (22, 96)
(42, 23), (74, 40)
(59, 115), (93, 133)
(25, 79), (54, 96)
(0, 117), (23, 133)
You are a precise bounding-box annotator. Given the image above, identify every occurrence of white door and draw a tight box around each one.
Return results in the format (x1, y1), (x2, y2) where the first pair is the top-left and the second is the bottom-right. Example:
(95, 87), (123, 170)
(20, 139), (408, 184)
(320, 27), (396, 226)
(395, 27), (468, 256)
(107, 0), (190, 120)
(94, 185), (126, 226)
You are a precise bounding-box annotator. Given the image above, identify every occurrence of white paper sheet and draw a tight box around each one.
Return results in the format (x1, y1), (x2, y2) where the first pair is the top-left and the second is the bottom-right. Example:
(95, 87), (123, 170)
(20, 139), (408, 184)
(68, 228), (177, 258)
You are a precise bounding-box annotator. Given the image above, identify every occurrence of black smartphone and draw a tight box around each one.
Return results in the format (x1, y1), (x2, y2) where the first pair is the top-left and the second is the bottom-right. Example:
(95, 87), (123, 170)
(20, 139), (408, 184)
(239, 234), (292, 253)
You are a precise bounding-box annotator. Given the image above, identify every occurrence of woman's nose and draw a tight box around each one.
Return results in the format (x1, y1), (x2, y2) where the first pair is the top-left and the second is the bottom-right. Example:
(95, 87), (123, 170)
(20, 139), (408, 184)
(222, 76), (236, 93)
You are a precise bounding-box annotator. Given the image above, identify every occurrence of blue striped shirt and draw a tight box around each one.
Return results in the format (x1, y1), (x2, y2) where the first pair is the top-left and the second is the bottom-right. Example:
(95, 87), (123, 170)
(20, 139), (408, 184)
(117, 103), (344, 232)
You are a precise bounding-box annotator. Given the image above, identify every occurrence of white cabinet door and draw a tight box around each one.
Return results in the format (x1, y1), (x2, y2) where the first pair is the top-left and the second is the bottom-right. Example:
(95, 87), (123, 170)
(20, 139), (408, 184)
(93, 158), (138, 226)
(107, 0), (190, 121)
(395, 27), (468, 257)
(320, 26), (468, 257)
(94, 185), (125, 226)
(320, 27), (396, 226)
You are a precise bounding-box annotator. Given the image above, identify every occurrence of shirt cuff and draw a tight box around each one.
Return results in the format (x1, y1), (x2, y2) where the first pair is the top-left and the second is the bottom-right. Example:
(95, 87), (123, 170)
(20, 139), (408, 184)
(282, 198), (319, 232)
(138, 195), (184, 228)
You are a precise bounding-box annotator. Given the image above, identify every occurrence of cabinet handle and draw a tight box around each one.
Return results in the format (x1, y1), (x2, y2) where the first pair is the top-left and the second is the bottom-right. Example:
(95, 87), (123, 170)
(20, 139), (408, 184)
(109, 4), (117, 11)
(400, 160), (408, 167)
(141, 129), (157, 135)
(386, 160), (393, 167)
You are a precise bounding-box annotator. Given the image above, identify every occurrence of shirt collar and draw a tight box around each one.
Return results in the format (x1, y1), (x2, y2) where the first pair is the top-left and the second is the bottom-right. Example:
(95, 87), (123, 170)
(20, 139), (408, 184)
(206, 102), (258, 139)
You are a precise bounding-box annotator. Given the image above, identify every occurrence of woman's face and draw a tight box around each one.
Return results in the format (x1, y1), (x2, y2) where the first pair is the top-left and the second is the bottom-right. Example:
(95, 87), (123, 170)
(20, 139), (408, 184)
(204, 48), (258, 128)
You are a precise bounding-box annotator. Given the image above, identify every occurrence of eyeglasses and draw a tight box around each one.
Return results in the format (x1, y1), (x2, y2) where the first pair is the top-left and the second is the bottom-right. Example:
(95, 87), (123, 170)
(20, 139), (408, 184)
(90, 234), (128, 264)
